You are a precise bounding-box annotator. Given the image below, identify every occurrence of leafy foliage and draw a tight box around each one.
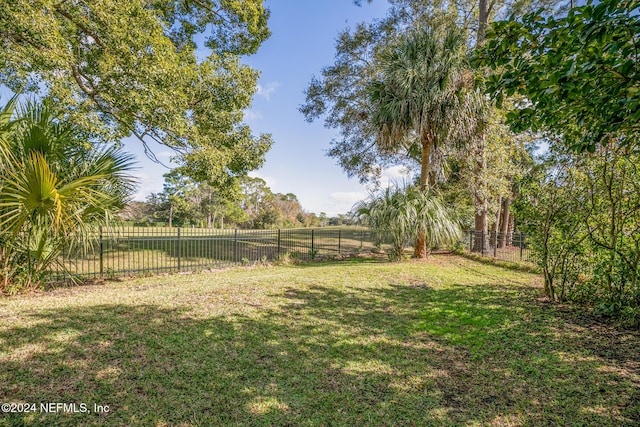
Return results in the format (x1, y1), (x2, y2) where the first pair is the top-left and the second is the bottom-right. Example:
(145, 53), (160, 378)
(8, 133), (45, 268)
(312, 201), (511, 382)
(514, 159), (587, 301)
(300, 18), (393, 183)
(476, 0), (640, 152)
(300, 5), (474, 185)
(0, 99), (134, 292)
(134, 174), (317, 229)
(304, 0), (568, 184)
(457, 106), (533, 230)
(368, 24), (481, 189)
(0, 0), (272, 184)
(356, 185), (461, 260)
(516, 145), (640, 325)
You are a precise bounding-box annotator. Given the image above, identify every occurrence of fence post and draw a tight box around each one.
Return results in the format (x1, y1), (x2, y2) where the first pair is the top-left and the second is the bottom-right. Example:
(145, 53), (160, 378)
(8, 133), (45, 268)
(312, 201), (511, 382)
(493, 231), (497, 257)
(481, 230), (485, 257)
(177, 227), (181, 271)
(520, 232), (524, 260)
(277, 229), (281, 257)
(234, 229), (238, 263)
(311, 229), (315, 256)
(99, 226), (103, 278)
(338, 230), (342, 254)
(469, 230), (472, 253)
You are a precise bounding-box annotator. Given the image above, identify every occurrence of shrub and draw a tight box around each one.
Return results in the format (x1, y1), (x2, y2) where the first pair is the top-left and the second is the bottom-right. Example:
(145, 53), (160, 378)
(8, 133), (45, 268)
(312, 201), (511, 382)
(0, 98), (134, 293)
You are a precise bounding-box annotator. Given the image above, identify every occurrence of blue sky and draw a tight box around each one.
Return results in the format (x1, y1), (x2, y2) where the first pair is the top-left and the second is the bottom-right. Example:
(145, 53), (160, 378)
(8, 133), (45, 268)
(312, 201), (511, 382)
(124, 0), (412, 216)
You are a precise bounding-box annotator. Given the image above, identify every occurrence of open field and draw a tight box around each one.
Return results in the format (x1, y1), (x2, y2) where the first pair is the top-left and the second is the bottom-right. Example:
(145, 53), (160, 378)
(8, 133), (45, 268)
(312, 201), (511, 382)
(50, 226), (384, 281)
(2, 255), (638, 426)
(50, 226), (532, 283)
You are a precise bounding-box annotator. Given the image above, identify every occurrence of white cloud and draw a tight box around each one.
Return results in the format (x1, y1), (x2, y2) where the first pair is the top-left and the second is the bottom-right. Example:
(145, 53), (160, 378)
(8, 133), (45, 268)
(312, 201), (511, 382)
(381, 165), (413, 184)
(243, 109), (263, 121)
(330, 191), (367, 204)
(321, 191), (368, 215)
(255, 82), (280, 101)
(130, 173), (164, 201)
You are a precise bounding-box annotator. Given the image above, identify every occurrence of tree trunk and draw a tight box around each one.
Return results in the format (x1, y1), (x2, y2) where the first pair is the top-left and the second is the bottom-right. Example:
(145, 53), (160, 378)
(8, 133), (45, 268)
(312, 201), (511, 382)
(478, 0), (491, 44)
(415, 132), (432, 258)
(493, 195), (502, 233)
(414, 233), (429, 258)
(499, 198), (511, 248)
(207, 189), (213, 228)
(472, 134), (489, 253)
(419, 132), (431, 190)
(168, 204), (173, 228)
(472, 0), (492, 253)
(507, 213), (515, 246)
(473, 205), (489, 253)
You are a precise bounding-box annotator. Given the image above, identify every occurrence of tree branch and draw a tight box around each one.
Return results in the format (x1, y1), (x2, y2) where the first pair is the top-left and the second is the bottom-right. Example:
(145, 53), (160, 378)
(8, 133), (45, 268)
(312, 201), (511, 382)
(186, 0), (229, 25)
(53, 4), (106, 49)
(71, 64), (96, 96)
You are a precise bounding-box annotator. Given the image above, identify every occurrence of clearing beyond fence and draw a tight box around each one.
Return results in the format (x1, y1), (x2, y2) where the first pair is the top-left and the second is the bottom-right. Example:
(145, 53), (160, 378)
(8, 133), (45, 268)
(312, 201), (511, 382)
(50, 227), (532, 282)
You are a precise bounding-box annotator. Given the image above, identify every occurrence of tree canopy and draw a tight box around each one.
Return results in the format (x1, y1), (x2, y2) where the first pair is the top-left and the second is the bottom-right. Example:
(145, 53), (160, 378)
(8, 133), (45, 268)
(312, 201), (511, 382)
(475, 0), (640, 152)
(0, 0), (272, 184)
(302, 0), (566, 185)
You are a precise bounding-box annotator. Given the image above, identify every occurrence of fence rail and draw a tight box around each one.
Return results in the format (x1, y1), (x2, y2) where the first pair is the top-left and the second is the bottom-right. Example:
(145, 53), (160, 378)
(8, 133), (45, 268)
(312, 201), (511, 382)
(46, 227), (533, 283)
(48, 227), (379, 283)
(462, 230), (533, 264)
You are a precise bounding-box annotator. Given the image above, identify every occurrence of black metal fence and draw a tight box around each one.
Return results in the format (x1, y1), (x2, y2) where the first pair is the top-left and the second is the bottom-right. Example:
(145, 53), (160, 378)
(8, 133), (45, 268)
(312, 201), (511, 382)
(46, 227), (533, 283)
(462, 230), (534, 264)
(49, 227), (380, 282)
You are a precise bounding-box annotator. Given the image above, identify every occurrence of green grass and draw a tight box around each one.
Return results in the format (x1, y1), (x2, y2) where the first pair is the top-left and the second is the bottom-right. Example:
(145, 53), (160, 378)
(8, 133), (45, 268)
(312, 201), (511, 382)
(1, 255), (639, 426)
(51, 226), (383, 280)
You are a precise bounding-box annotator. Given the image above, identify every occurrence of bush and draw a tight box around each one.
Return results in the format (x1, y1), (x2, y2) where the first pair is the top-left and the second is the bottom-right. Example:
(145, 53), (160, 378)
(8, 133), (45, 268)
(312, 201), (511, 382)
(517, 145), (640, 326)
(0, 98), (134, 293)
(355, 185), (461, 260)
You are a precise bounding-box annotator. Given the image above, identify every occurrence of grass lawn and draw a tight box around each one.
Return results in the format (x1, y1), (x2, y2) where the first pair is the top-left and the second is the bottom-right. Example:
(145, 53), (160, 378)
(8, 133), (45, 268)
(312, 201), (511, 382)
(1, 255), (638, 426)
(52, 226), (379, 280)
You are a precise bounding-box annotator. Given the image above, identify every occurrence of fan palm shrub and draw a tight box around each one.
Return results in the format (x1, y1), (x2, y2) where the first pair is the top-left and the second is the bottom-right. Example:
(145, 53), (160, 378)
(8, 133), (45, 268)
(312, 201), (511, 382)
(356, 185), (461, 261)
(0, 98), (135, 292)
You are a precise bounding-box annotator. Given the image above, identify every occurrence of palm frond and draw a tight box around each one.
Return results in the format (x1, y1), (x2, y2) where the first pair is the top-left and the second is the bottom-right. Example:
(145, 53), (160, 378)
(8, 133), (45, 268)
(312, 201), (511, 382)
(357, 184), (461, 259)
(0, 96), (19, 164)
(368, 23), (481, 186)
(0, 97), (135, 290)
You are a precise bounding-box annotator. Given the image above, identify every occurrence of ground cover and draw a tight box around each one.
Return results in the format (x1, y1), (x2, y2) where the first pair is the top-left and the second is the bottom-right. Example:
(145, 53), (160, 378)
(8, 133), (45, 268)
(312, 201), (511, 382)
(1, 255), (638, 426)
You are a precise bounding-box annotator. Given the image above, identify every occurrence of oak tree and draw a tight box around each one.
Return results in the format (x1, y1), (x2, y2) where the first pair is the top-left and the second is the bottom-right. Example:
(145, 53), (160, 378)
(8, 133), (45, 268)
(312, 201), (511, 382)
(0, 0), (273, 185)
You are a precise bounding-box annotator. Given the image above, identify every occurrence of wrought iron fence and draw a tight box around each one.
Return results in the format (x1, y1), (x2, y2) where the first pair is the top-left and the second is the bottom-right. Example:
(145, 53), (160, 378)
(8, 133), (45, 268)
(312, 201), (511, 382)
(45, 227), (533, 283)
(462, 230), (534, 264)
(48, 227), (379, 283)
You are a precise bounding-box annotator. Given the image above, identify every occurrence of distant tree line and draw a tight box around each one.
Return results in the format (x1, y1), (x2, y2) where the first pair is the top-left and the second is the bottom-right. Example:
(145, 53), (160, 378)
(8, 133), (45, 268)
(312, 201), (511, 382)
(118, 172), (358, 229)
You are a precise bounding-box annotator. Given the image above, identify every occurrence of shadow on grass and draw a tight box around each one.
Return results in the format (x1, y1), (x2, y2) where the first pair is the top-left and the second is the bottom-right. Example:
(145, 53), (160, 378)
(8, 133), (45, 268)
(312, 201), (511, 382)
(1, 280), (639, 426)
(455, 250), (540, 274)
(292, 255), (389, 267)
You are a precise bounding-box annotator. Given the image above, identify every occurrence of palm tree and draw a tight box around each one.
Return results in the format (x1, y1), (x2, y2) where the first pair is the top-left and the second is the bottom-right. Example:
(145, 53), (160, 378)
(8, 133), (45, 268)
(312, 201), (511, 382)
(368, 24), (481, 257)
(0, 97), (19, 290)
(0, 99), (135, 290)
(356, 185), (461, 261)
